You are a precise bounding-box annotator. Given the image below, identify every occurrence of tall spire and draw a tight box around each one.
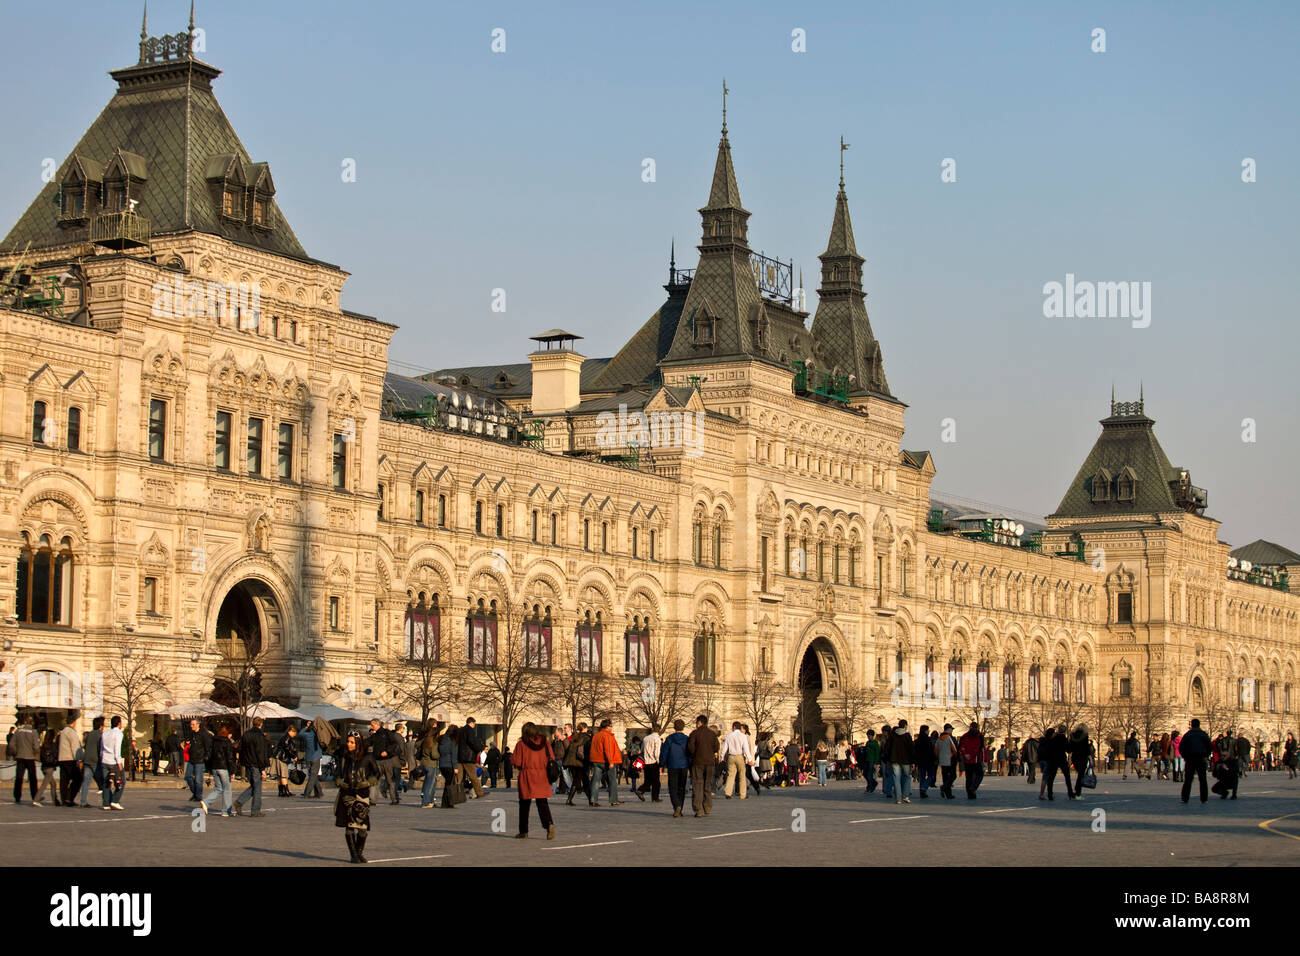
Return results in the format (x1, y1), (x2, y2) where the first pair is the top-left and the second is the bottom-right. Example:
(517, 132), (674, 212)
(187, 0), (196, 55)
(721, 77), (728, 136)
(839, 135), (849, 189)
(139, 1), (149, 62)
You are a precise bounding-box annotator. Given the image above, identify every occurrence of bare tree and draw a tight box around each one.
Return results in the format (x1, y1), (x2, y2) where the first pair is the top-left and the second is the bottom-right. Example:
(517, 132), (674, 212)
(210, 621), (269, 732)
(617, 635), (700, 734)
(1200, 687), (1237, 739)
(375, 638), (465, 728)
(553, 630), (614, 730)
(735, 651), (795, 741)
(825, 662), (884, 745)
(459, 593), (558, 746)
(104, 644), (173, 780)
(1111, 673), (1175, 746)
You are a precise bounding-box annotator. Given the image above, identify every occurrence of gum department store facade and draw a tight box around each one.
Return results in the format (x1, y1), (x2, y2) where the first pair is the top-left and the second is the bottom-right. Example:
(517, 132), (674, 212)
(2, 28), (1297, 752)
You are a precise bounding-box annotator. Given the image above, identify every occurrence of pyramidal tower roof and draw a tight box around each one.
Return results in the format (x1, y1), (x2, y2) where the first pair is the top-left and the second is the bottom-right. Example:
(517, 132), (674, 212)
(3, 7), (312, 262)
(809, 139), (891, 397)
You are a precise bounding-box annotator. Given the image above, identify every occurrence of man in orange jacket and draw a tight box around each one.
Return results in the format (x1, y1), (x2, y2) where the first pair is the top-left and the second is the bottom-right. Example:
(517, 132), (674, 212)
(587, 719), (623, 806)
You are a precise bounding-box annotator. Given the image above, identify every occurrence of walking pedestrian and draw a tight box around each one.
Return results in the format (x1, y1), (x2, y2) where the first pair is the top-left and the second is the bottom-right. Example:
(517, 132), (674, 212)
(416, 718), (441, 808)
(587, 719), (623, 806)
(34, 727), (63, 806)
(438, 724), (460, 808)
(1122, 731), (1139, 780)
(364, 720), (399, 804)
(184, 718), (211, 802)
(1035, 728), (1053, 798)
(1284, 732), (1298, 780)
(335, 731), (380, 863)
(1068, 724), (1092, 796)
(564, 723), (591, 806)
(687, 715), (718, 818)
(458, 717), (485, 800)
(234, 716), (269, 817)
(78, 717), (103, 807)
(636, 724), (662, 802)
(10, 715), (40, 805)
(935, 724), (959, 799)
(1179, 718), (1212, 804)
(862, 729), (880, 794)
(300, 719), (324, 798)
(98, 715), (127, 811)
(511, 722), (556, 840)
(1022, 734), (1039, 785)
(164, 727), (181, 777)
(884, 718), (915, 804)
(1234, 734), (1252, 786)
(914, 725), (934, 798)
(879, 725), (896, 800)
(720, 722), (754, 798)
(1170, 728), (1183, 782)
(958, 722), (986, 799)
(201, 725), (237, 817)
(661, 719), (690, 817)
(486, 741), (503, 789)
(1043, 724), (1074, 801)
(55, 714), (81, 808)
(548, 729), (566, 795)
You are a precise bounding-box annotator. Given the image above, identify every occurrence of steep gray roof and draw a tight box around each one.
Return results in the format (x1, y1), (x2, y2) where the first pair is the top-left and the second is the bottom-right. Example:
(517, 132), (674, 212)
(1050, 403), (1184, 518)
(1230, 539), (1300, 566)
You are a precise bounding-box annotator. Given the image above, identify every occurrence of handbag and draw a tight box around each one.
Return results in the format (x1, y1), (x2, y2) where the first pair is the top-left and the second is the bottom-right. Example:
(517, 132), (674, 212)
(545, 741), (561, 784)
(288, 768), (306, 785)
(1080, 759), (1097, 790)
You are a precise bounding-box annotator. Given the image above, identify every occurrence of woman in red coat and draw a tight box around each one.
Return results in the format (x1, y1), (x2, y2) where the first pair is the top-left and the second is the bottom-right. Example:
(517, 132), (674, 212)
(510, 723), (556, 840)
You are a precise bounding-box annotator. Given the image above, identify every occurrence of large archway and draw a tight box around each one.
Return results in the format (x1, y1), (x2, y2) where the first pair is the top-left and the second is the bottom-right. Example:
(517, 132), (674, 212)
(210, 579), (282, 706)
(795, 637), (841, 747)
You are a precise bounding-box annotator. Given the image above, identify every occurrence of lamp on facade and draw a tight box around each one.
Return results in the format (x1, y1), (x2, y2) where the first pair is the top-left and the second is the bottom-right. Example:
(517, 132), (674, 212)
(190, 651), (200, 663)
(314, 658), (325, 670)
(364, 663), (374, 674)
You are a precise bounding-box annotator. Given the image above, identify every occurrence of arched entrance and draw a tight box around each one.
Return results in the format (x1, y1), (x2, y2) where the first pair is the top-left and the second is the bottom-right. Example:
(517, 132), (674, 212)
(795, 637), (841, 746)
(210, 579), (281, 706)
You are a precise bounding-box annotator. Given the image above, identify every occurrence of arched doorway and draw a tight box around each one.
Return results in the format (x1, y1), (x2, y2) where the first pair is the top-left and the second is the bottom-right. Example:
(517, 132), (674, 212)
(795, 637), (841, 747)
(210, 580), (281, 707)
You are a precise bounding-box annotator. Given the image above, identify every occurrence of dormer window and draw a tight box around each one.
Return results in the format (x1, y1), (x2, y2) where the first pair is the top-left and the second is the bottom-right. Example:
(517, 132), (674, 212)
(1090, 468), (1112, 503)
(222, 187), (245, 219)
(252, 197), (267, 226)
(1115, 466), (1138, 502)
(104, 181), (126, 212)
(693, 311), (715, 346)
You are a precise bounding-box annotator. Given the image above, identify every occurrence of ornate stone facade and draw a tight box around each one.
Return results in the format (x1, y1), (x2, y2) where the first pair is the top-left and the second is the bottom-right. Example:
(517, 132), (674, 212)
(1, 30), (1295, 753)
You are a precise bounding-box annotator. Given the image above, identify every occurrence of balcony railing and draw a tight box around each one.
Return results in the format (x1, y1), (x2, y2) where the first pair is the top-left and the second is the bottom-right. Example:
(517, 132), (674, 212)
(90, 209), (151, 251)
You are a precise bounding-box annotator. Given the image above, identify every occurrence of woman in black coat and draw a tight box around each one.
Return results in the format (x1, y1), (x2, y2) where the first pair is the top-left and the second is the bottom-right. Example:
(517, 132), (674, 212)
(335, 731), (380, 863)
(1068, 724), (1092, 796)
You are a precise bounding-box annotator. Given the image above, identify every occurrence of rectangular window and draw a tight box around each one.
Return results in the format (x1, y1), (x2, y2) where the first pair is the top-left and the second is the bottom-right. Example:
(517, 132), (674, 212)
(693, 524), (702, 565)
(833, 545), (841, 585)
(602, 522), (609, 553)
(66, 407), (81, 451)
(550, 513), (557, 545)
(148, 399), (166, 460)
(332, 433), (346, 489)
(524, 620), (552, 670)
(649, 529), (655, 560)
(761, 536), (769, 592)
(496, 504), (504, 537)
(328, 596), (340, 629)
(632, 527), (638, 558)
(849, 547), (856, 586)
(1052, 670), (1065, 703)
(467, 615), (498, 667)
(247, 417), (264, 476)
(32, 401), (48, 444)
(215, 411), (232, 470)
(277, 423), (293, 480)
(1117, 592), (1133, 624)
(577, 624), (603, 674)
(143, 576), (157, 615)
(584, 519), (590, 551)
(378, 484), (385, 519)
(1119, 676), (1132, 698)
(438, 494), (446, 528)
(531, 510), (539, 542)
(416, 490), (425, 525)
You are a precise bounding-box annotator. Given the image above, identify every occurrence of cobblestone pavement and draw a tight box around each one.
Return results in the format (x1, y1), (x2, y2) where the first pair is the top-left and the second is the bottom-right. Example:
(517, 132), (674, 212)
(3, 772), (1298, 866)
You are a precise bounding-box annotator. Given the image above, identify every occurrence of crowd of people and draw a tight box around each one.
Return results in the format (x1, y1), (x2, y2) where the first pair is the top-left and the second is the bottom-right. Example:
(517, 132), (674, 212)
(7, 708), (1299, 863)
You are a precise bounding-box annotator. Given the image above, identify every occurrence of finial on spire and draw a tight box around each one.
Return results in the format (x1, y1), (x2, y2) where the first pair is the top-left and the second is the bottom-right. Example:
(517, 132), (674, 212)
(141, 1), (148, 40)
(721, 78), (729, 136)
(189, 0), (195, 31)
(839, 135), (850, 189)
(670, 238), (676, 271)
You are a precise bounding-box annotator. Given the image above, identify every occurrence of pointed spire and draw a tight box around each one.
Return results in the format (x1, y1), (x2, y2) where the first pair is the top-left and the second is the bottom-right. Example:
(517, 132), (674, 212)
(138, 1), (149, 63)
(705, 80), (744, 211)
(187, 0), (196, 55)
(721, 77), (728, 136)
(670, 238), (675, 271)
(839, 135), (850, 190)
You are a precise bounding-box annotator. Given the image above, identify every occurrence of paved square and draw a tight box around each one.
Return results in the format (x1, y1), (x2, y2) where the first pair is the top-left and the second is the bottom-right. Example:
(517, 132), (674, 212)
(3, 772), (1297, 866)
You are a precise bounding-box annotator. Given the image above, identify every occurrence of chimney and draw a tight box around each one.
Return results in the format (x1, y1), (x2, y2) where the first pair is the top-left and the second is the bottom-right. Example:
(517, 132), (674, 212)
(527, 330), (585, 415)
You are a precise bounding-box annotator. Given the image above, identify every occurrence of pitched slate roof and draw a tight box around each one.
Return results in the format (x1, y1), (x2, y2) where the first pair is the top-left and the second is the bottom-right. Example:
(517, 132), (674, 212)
(1050, 403), (1184, 518)
(587, 287), (686, 391)
(3, 45), (312, 262)
(1230, 539), (1300, 566)
(420, 358), (613, 400)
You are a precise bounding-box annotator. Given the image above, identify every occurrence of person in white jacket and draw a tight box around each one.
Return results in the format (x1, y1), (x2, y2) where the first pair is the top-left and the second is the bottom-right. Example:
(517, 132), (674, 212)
(635, 725), (662, 802)
(719, 722), (755, 799)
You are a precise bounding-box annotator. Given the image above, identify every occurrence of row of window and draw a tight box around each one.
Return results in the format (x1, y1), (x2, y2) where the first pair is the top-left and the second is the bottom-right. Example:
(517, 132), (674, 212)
(31, 402), (82, 451)
(888, 655), (1092, 704)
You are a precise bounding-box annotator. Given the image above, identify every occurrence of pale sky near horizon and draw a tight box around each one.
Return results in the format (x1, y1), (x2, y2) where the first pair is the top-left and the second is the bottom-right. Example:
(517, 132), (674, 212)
(1, 0), (1296, 548)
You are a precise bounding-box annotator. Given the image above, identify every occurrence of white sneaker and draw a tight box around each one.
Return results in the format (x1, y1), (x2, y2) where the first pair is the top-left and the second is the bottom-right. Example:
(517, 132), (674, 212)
(199, 802), (208, 815)
(110, 802), (125, 811)
(903, 797), (911, 804)
(102, 806), (113, 811)
(32, 801), (42, 807)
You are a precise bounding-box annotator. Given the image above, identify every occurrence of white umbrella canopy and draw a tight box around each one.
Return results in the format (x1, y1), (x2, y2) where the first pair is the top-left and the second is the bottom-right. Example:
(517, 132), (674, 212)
(154, 700), (234, 717)
(243, 701), (307, 720)
(350, 705), (421, 724)
(298, 702), (365, 723)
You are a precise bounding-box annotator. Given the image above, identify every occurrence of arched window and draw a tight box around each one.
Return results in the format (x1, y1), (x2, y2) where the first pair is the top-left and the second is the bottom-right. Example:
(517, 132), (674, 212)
(16, 534), (73, 625)
(67, 407), (82, 451)
(947, 656), (964, 700)
(694, 622), (716, 682)
(1075, 668), (1087, 705)
(1052, 666), (1065, 703)
(1028, 663), (1041, 702)
(693, 522), (703, 565)
(976, 659), (991, 704)
(404, 592), (440, 661)
(1002, 663), (1016, 700)
(624, 617), (650, 677)
(523, 604), (552, 670)
(576, 610), (602, 674)
(924, 655), (937, 701)
(465, 599), (497, 666)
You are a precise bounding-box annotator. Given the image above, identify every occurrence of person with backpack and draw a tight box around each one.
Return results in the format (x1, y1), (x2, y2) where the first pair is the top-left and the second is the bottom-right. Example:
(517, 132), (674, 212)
(33, 726), (63, 806)
(564, 722), (591, 806)
(1179, 718), (1212, 804)
(1022, 735), (1039, 785)
(934, 724), (960, 799)
(958, 722), (986, 799)
(1122, 732), (1140, 780)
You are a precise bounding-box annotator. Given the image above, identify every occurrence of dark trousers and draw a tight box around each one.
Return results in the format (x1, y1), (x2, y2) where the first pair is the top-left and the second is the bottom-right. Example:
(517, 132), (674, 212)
(638, 763), (661, 800)
(963, 762), (984, 796)
(691, 764), (714, 814)
(58, 761), (80, 805)
(519, 797), (553, 834)
(667, 768), (687, 809)
(568, 765), (589, 801)
(13, 759), (37, 801)
(1045, 761), (1074, 798)
(1182, 756), (1209, 802)
(940, 763), (957, 796)
(379, 758), (402, 802)
(440, 767), (457, 807)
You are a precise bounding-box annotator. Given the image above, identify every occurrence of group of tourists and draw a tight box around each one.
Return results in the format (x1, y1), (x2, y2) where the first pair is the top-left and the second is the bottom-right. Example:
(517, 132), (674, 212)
(6, 712), (127, 810)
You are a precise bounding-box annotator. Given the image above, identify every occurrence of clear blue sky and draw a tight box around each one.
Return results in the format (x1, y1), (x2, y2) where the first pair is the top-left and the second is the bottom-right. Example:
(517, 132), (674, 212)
(2, 0), (1297, 548)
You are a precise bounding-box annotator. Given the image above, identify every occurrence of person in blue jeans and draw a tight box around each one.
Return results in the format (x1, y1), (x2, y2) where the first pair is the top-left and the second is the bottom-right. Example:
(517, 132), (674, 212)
(880, 725), (896, 799)
(235, 716), (269, 817)
(300, 720), (324, 797)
